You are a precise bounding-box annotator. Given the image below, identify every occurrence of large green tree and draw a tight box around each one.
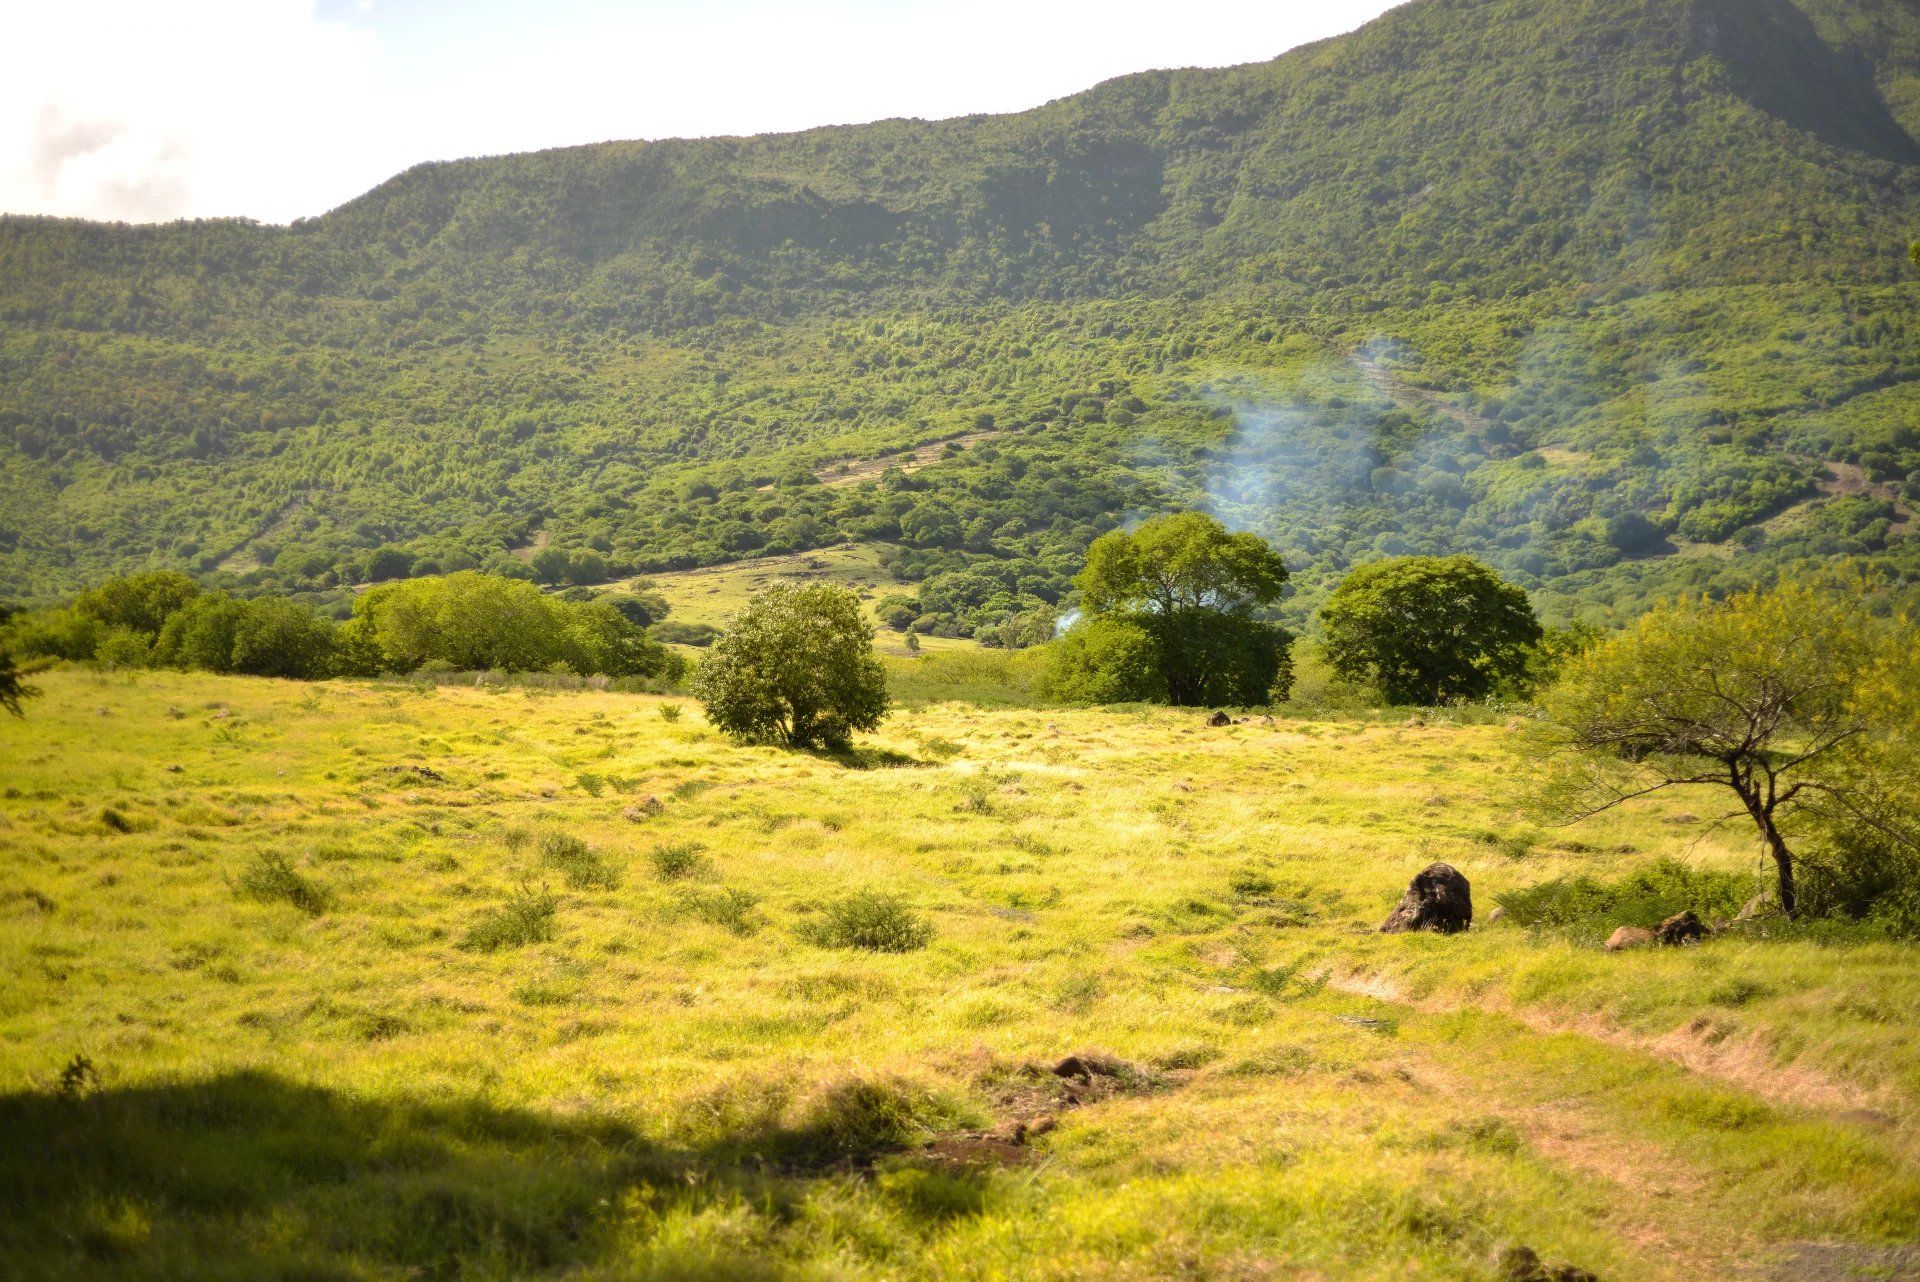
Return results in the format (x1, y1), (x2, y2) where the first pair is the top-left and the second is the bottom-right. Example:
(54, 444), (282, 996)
(1537, 581), (1917, 919)
(1319, 556), (1541, 705)
(693, 582), (889, 750)
(1057, 512), (1293, 707)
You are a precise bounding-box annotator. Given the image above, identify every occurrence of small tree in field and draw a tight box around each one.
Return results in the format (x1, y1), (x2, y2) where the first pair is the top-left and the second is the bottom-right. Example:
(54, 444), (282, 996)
(1320, 556), (1541, 705)
(694, 582), (889, 750)
(1537, 580), (1915, 918)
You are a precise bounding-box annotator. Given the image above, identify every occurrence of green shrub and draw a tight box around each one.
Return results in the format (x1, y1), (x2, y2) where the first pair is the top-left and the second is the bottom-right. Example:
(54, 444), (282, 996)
(538, 832), (619, 890)
(1494, 858), (1751, 944)
(460, 882), (558, 951)
(234, 851), (331, 916)
(650, 842), (709, 880)
(806, 891), (934, 953)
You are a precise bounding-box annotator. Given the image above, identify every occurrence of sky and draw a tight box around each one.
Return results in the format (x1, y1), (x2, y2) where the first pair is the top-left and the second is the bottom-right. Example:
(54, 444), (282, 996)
(2, 0), (1404, 226)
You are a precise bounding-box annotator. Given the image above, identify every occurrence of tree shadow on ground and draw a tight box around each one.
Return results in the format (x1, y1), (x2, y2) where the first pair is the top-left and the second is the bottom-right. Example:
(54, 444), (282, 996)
(0, 1070), (999, 1281)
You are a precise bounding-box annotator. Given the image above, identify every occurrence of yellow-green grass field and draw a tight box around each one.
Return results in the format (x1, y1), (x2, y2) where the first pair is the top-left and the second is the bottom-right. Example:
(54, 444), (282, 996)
(631, 545), (983, 659)
(3, 668), (1918, 1280)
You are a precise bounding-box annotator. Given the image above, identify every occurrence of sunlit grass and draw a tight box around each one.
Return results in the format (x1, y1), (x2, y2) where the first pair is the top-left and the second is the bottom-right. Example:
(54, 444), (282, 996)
(2, 667), (1916, 1279)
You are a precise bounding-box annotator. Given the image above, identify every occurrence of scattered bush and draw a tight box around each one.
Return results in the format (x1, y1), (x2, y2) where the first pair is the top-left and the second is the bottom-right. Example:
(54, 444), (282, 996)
(1493, 859), (1751, 944)
(538, 832), (619, 890)
(234, 851), (331, 916)
(460, 882), (558, 951)
(650, 842), (710, 880)
(806, 891), (934, 952)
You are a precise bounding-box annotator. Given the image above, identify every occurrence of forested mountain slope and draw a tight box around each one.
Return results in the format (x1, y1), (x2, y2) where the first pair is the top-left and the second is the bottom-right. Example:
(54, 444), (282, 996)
(3, 0), (1919, 629)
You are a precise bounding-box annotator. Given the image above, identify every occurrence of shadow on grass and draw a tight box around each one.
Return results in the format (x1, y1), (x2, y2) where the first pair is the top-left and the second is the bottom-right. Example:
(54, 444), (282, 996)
(810, 744), (929, 770)
(1, 1070), (996, 1281)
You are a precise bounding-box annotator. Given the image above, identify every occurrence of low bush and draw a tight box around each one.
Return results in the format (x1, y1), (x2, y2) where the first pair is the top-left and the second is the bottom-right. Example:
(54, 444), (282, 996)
(650, 842), (710, 880)
(460, 882), (558, 951)
(806, 891), (934, 953)
(234, 851), (331, 916)
(538, 832), (619, 890)
(1494, 858), (1752, 944)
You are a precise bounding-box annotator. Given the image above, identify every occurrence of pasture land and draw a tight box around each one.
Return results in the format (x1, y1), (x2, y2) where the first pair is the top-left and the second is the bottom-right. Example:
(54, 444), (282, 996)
(3, 669), (1917, 1280)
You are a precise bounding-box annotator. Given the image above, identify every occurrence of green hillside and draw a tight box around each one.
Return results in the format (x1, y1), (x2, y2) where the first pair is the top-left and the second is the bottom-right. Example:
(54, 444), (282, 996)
(4, 0), (1920, 628)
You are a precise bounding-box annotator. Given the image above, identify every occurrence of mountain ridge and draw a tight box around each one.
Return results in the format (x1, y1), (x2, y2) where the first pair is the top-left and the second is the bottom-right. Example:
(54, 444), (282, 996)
(2, 0), (1918, 626)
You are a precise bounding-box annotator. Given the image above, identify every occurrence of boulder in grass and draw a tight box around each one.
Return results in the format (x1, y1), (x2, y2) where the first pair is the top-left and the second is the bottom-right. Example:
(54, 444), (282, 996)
(1206, 710), (1233, 727)
(1379, 863), (1473, 934)
(1656, 910), (1708, 946)
(1606, 925), (1655, 952)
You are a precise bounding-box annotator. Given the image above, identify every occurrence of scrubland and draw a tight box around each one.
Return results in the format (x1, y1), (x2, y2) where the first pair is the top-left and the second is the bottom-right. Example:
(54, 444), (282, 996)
(3, 668), (1917, 1280)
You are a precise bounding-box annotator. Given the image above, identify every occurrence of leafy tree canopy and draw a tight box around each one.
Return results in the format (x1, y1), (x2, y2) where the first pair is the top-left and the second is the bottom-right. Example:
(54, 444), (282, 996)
(692, 582), (889, 750)
(1320, 555), (1542, 705)
(1537, 578), (1919, 918)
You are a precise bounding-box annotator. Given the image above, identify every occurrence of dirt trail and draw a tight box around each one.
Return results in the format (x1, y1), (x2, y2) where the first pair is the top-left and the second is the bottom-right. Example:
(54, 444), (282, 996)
(1324, 969), (1887, 1114)
(807, 429), (1009, 488)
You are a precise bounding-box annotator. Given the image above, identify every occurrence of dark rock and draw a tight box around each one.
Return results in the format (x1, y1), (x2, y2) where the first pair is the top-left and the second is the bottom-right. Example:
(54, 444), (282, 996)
(1206, 711), (1233, 727)
(1051, 1054), (1124, 1082)
(1378, 862), (1472, 934)
(1656, 910), (1708, 946)
(1498, 1246), (1545, 1281)
(1498, 1245), (1600, 1282)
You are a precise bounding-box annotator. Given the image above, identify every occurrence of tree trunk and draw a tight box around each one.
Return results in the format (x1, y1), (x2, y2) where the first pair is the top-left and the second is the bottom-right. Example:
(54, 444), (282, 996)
(1736, 782), (1798, 918)
(1764, 821), (1797, 919)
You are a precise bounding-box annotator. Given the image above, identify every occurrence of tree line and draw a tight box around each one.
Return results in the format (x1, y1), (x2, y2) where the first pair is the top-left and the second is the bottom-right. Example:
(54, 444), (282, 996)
(0, 570), (680, 683)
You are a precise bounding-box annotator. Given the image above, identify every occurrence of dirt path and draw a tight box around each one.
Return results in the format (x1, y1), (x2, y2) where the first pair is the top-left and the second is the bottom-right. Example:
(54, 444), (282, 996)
(1324, 969), (1886, 1114)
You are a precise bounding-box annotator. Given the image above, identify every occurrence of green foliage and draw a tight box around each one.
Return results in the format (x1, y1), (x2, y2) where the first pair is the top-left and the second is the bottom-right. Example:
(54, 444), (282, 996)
(460, 882), (559, 951)
(1065, 512), (1294, 706)
(73, 571), (201, 638)
(649, 842), (709, 880)
(537, 833), (619, 891)
(693, 582), (889, 749)
(806, 891), (935, 953)
(1320, 556), (1542, 704)
(1040, 616), (1162, 704)
(156, 594), (337, 679)
(5, 0), (1920, 634)
(0, 649), (35, 716)
(234, 851), (330, 917)
(349, 572), (673, 677)
(1079, 512), (1290, 619)
(1494, 859), (1753, 945)
(1539, 577), (1914, 916)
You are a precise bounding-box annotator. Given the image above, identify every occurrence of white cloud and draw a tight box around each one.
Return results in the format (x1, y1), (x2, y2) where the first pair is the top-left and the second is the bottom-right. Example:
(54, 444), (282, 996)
(0, 0), (1402, 224)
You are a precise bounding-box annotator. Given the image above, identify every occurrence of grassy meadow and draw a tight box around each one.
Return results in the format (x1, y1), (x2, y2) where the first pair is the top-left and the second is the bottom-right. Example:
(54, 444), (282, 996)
(3, 668), (1919, 1280)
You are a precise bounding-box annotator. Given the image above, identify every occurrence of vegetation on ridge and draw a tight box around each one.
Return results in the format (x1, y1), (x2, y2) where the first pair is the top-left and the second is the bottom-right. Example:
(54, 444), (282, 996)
(2, 0), (1919, 629)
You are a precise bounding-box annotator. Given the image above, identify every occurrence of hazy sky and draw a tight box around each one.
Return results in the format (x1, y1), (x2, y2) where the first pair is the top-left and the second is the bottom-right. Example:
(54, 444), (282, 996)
(3, 0), (1404, 225)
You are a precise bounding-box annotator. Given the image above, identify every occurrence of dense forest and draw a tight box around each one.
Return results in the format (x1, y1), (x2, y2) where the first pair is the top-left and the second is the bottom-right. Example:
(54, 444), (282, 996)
(4, 0), (1920, 633)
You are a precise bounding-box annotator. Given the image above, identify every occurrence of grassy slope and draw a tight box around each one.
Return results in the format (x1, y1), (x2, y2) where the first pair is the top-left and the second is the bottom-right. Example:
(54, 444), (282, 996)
(637, 544), (981, 657)
(3, 670), (1917, 1279)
